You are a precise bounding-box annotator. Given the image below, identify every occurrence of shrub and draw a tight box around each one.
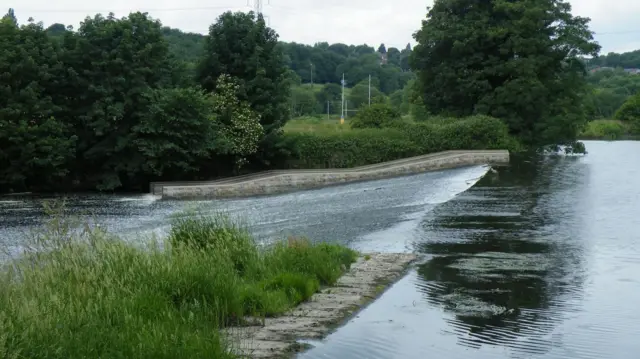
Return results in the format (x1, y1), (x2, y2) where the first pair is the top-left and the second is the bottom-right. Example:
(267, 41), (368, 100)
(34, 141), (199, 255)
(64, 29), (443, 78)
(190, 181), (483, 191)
(282, 129), (420, 168)
(350, 103), (400, 129)
(614, 94), (640, 134)
(280, 115), (520, 169)
(580, 119), (627, 140)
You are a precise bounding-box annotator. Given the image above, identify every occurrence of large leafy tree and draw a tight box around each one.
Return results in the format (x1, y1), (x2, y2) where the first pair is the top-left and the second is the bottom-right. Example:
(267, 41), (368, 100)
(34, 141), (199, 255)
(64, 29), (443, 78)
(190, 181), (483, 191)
(197, 11), (290, 139)
(0, 11), (76, 191)
(410, 0), (600, 150)
(59, 12), (177, 190)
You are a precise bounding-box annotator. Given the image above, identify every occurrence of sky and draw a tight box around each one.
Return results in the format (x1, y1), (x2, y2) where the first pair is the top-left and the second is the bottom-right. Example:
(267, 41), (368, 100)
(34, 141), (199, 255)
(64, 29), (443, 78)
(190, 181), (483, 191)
(8, 0), (640, 54)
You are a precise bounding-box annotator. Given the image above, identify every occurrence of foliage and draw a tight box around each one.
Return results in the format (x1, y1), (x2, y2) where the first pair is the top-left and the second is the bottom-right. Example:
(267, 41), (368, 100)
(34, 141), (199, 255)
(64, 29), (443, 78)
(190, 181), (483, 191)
(57, 12), (178, 190)
(348, 82), (386, 109)
(0, 211), (357, 358)
(291, 85), (322, 116)
(210, 74), (264, 169)
(350, 103), (401, 129)
(133, 87), (217, 177)
(583, 68), (640, 120)
(0, 14), (76, 191)
(580, 119), (628, 140)
(411, 0), (600, 150)
(281, 115), (520, 169)
(197, 11), (290, 138)
(614, 93), (640, 134)
(589, 50), (640, 69)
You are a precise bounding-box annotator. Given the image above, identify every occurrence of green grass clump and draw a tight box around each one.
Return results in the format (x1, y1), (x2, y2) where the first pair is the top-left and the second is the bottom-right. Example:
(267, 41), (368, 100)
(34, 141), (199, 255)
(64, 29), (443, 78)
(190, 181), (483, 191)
(0, 212), (358, 358)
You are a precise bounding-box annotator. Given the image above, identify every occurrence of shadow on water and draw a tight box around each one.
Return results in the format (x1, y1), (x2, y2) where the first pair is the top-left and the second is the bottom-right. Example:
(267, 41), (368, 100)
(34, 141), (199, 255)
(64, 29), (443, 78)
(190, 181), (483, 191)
(413, 155), (591, 354)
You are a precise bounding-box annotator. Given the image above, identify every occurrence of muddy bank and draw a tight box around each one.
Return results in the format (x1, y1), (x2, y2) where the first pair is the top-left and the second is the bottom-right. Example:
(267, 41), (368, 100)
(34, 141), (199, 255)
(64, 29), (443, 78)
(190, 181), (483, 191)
(224, 252), (417, 358)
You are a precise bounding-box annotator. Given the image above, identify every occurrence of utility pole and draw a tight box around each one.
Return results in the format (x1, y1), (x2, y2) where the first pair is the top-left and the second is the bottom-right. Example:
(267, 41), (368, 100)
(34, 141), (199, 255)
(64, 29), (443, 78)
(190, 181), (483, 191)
(253, 0), (263, 15)
(368, 74), (371, 106)
(345, 99), (348, 119)
(340, 73), (345, 123)
(327, 101), (330, 120)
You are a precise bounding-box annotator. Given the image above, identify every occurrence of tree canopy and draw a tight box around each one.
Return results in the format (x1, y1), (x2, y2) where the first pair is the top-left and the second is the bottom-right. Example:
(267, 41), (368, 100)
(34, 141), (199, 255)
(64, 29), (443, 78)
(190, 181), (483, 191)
(411, 0), (600, 149)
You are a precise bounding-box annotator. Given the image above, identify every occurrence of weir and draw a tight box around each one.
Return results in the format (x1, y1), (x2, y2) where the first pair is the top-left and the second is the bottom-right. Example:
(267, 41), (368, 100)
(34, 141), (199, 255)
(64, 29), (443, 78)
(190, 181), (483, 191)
(150, 150), (510, 199)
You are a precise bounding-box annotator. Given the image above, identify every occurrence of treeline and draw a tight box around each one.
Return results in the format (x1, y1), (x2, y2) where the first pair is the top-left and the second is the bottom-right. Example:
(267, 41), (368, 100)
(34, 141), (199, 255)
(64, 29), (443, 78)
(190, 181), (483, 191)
(588, 50), (640, 69)
(1, 10), (290, 192)
(1, 0), (617, 193)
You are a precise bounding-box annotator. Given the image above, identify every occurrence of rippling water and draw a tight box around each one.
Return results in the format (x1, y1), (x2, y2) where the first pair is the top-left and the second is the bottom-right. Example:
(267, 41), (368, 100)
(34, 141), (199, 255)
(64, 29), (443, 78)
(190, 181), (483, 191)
(1, 141), (639, 358)
(300, 141), (640, 359)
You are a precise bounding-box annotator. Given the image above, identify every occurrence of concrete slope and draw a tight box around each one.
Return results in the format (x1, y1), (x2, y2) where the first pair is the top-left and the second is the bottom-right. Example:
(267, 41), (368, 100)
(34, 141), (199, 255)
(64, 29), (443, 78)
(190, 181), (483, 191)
(152, 149), (509, 199)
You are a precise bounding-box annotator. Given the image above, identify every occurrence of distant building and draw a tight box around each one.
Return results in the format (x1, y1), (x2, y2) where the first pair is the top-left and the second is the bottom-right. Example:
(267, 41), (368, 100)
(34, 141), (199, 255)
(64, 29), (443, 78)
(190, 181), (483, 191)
(379, 52), (388, 65)
(589, 66), (640, 75)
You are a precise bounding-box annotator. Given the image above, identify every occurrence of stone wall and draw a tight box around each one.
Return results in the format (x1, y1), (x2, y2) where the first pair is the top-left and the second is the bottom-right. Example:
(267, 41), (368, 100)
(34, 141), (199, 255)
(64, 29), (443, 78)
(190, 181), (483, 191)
(153, 150), (509, 199)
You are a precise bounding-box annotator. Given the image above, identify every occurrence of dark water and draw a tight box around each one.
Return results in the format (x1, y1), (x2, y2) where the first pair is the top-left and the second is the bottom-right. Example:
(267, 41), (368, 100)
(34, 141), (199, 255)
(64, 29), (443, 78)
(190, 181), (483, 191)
(1, 141), (639, 358)
(299, 141), (640, 359)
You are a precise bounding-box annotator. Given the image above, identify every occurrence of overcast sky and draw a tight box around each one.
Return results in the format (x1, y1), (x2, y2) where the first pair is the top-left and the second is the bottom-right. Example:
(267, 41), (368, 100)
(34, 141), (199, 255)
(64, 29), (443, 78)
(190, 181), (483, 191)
(9, 0), (640, 54)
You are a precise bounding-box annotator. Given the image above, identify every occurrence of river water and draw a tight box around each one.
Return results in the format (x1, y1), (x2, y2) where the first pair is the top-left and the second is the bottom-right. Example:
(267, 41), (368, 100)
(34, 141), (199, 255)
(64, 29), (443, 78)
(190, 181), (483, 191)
(1, 140), (639, 358)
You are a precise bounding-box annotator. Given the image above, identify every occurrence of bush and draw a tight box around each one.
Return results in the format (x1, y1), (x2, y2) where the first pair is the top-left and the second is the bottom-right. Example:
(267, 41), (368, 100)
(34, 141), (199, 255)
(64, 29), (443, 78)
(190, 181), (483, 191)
(282, 129), (420, 168)
(614, 94), (640, 134)
(580, 119), (627, 140)
(280, 115), (520, 169)
(0, 212), (358, 358)
(350, 103), (400, 129)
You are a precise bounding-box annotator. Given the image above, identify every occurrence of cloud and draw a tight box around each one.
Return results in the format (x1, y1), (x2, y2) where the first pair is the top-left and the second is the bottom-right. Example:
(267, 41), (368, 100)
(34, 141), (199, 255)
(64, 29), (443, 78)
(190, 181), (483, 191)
(8, 0), (640, 53)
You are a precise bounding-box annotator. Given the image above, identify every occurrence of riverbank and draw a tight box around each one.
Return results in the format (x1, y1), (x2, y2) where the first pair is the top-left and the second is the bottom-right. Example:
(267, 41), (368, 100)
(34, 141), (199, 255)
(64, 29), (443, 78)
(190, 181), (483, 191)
(152, 150), (510, 199)
(226, 252), (417, 358)
(0, 212), (414, 358)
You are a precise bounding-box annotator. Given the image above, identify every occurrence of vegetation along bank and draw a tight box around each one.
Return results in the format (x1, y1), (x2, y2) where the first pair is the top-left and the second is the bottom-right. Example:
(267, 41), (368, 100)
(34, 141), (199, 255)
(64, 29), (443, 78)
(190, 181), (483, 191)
(1, 0), (616, 194)
(0, 212), (418, 358)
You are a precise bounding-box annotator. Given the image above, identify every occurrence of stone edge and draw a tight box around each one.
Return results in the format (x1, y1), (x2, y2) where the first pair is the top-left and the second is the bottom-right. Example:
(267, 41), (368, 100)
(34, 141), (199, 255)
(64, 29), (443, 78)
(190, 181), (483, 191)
(224, 252), (418, 359)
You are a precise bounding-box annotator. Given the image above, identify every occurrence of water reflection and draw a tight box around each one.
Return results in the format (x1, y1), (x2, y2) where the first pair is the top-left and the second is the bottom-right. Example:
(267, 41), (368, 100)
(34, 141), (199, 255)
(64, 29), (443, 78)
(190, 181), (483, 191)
(415, 156), (590, 354)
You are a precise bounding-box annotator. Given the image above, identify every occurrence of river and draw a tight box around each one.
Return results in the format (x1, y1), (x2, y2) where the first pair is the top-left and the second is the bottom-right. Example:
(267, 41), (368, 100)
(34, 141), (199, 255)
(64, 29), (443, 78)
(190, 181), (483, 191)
(0, 140), (639, 358)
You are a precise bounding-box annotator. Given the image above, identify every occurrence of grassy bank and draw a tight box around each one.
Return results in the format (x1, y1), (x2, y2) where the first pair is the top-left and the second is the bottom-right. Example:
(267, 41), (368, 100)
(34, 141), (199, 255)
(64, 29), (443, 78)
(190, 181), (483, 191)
(579, 119), (640, 140)
(0, 213), (357, 358)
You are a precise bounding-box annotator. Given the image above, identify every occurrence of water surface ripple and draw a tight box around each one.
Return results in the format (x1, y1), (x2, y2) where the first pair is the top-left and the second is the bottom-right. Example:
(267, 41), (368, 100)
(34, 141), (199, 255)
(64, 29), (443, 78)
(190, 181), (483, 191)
(299, 141), (640, 359)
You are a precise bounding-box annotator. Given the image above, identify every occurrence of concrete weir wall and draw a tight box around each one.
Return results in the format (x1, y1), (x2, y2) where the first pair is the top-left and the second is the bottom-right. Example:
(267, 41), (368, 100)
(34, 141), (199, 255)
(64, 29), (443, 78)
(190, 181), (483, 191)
(151, 150), (509, 200)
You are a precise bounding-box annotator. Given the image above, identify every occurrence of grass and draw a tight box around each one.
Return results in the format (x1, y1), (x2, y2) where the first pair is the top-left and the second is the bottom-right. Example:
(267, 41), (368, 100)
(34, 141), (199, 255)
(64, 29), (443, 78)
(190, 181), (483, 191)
(284, 114), (417, 134)
(284, 116), (352, 134)
(0, 211), (358, 358)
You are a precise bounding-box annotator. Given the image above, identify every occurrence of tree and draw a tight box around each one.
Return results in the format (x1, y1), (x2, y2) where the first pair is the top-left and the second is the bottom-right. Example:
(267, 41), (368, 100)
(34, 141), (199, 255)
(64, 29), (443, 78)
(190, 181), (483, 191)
(316, 83), (342, 105)
(133, 87), (218, 178)
(411, 0), (600, 150)
(290, 86), (320, 116)
(349, 82), (385, 109)
(350, 103), (400, 129)
(614, 93), (640, 134)
(210, 74), (264, 170)
(377, 43), (386, 54)
(197, 11), (290, 139)
(2, 8), (16, 24)
(59, 12), (178, 190)
(0, 12), (76, 191)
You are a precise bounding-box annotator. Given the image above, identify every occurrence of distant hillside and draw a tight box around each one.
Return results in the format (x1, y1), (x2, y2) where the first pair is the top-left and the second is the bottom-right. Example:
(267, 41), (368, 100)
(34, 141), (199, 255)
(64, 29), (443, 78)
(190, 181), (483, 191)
(46, 23), (413, 95)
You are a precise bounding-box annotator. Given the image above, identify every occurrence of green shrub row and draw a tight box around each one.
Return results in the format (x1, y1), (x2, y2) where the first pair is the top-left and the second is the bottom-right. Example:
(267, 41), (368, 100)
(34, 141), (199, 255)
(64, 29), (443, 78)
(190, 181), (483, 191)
(281, 115), (520, 169)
